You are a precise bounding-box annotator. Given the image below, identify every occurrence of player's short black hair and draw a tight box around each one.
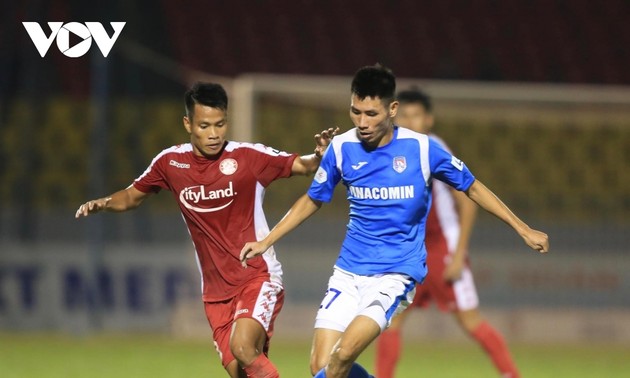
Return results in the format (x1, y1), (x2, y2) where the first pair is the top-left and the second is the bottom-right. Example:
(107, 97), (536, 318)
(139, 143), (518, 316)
(397, 88), (433, 113)
(184, 82), (228, 119)
(351, 64), (396, 104)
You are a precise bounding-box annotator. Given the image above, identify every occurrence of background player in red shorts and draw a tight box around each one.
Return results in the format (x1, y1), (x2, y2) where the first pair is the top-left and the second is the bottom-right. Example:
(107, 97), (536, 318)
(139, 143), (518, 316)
(75, 82), (336, 378)
(375, 89), (520, 378)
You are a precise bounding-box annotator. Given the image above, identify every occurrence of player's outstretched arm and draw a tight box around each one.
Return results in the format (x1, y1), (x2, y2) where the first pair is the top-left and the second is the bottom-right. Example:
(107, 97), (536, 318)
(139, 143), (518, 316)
(291, 127), (339, 176)
(75, 186), (152, 218)
(240, 194), (322, 267)
(464, 180), (549, 253)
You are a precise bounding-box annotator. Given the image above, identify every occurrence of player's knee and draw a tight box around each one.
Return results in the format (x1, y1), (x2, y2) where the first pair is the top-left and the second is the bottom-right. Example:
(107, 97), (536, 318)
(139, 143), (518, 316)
(230, 341), (259, 366)
(456, 309), (483, 332)
(329, 344), (357, 367)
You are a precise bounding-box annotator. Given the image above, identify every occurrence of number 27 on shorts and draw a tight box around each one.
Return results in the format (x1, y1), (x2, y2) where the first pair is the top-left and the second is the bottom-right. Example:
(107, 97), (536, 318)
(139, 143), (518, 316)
(319, 288), (341, 309)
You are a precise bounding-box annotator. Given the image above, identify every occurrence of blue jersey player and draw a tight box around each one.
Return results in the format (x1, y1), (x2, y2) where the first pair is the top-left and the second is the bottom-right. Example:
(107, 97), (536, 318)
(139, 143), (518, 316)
(241, 64), (549, 378)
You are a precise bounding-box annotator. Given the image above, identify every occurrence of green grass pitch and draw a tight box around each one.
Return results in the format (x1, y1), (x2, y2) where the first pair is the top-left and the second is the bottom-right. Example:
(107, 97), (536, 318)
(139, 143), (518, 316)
(1, 333), (628, 377)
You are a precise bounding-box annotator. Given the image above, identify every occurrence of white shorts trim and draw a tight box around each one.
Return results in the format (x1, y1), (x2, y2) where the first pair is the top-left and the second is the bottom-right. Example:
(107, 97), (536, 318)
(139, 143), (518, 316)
(252, 281), (283, 331)
(453, 266), (479, 311)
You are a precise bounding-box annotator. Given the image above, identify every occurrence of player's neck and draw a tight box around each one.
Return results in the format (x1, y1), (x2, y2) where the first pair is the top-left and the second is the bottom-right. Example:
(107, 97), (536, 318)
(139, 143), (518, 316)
(192, 142), (226, 160)
(368, 126), (395, 149)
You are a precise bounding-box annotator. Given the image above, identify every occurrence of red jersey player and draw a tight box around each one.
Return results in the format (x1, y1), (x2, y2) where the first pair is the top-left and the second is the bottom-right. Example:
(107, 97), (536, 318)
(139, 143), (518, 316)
(76, 82), (337, 378)
(375, 89), (520, 378)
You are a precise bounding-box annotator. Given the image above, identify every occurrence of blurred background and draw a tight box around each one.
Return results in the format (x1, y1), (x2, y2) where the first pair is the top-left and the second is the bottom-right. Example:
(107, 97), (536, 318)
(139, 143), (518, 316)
(1, 0), (629, 376)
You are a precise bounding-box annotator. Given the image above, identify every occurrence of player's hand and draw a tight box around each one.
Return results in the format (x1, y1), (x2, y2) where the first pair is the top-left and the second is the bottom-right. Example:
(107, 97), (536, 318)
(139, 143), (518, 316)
(314, 127), (339, 157)
(75, 197), (111, 218)
(240, 241), (270, 268)
(443, 258), (464, 282)
(521, 228), (549, 253)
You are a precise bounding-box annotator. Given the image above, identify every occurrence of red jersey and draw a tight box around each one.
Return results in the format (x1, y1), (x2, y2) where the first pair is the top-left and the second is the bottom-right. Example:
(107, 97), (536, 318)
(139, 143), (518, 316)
(424, 134), (461, 255)
(133, 142), (297, 302)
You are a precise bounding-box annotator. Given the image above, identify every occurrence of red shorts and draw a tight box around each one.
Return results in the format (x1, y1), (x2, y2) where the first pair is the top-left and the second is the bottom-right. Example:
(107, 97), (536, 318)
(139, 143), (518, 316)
(204, 276), (284, 367)
(411, 247), (479, 312)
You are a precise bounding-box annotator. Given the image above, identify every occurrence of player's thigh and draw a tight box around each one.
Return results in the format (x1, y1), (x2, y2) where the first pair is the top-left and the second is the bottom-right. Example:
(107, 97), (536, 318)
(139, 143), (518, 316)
(332, 315), (381, 362)
(357, 273), (416, 331)
(204, 299), (238, 368)
(230, 317), (267, 357)
(310, 328), (343, 373)
(454, 307), (483, 332)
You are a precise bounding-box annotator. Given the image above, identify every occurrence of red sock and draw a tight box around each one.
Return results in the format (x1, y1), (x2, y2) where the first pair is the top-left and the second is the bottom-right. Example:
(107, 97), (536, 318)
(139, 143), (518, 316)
(470, 321), (520, 378)
(375, 329), (402, 378)
(242, 354), (279, 378)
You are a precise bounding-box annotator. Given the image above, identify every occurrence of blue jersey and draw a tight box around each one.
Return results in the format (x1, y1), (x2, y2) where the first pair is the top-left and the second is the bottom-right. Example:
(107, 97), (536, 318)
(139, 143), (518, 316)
(308, 126), (475, 283)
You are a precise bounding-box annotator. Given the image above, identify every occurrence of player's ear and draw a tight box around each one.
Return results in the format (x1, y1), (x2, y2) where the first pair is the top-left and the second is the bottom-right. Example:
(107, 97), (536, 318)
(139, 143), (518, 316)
(183, 116), (192, 134)
(426, 113), (435, 129)
(389, 101), (399, 118)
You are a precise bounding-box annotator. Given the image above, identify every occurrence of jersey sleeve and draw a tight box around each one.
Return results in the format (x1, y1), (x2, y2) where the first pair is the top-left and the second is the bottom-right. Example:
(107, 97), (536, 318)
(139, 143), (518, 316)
(133, 154), (169, 193)
(428, 138), (476, 191)
(307, 143), (341, 202)
(246, 144), (298, 187)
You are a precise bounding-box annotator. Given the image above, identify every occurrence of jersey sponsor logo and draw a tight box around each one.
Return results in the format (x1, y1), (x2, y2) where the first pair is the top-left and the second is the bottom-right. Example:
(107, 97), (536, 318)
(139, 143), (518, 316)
(179, 182), (236, 212)
(351, 161), (368, 170)
(393, 156), (407, 173)
(451, 156), (464, 171)
(314, 166), (327, 184)
(235, 308), (249, 315)
(349, 185), (414, 200)
(169, 160), (190, 169)
(219, 158), (238, 175)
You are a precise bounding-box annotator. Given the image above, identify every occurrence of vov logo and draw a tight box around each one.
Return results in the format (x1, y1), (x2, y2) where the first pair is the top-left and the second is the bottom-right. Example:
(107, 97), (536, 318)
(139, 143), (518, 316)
(22, 22), (126, 58)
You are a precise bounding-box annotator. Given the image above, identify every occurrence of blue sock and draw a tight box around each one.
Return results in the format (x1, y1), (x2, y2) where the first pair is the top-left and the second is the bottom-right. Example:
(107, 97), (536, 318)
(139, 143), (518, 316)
(314, 363), (374, 378)
(347, 362), (374, 378)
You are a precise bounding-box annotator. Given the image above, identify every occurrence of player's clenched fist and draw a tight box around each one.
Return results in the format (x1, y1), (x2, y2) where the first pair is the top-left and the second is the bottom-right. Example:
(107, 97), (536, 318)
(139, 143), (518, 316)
(522, 228), (549, 253)
(75, 197), (111, 218)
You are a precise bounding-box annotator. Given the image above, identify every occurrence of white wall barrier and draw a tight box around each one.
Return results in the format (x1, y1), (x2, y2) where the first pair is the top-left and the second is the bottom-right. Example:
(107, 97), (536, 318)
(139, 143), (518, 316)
(0, 243), (200, 332)
(1, 242), (629, 342)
